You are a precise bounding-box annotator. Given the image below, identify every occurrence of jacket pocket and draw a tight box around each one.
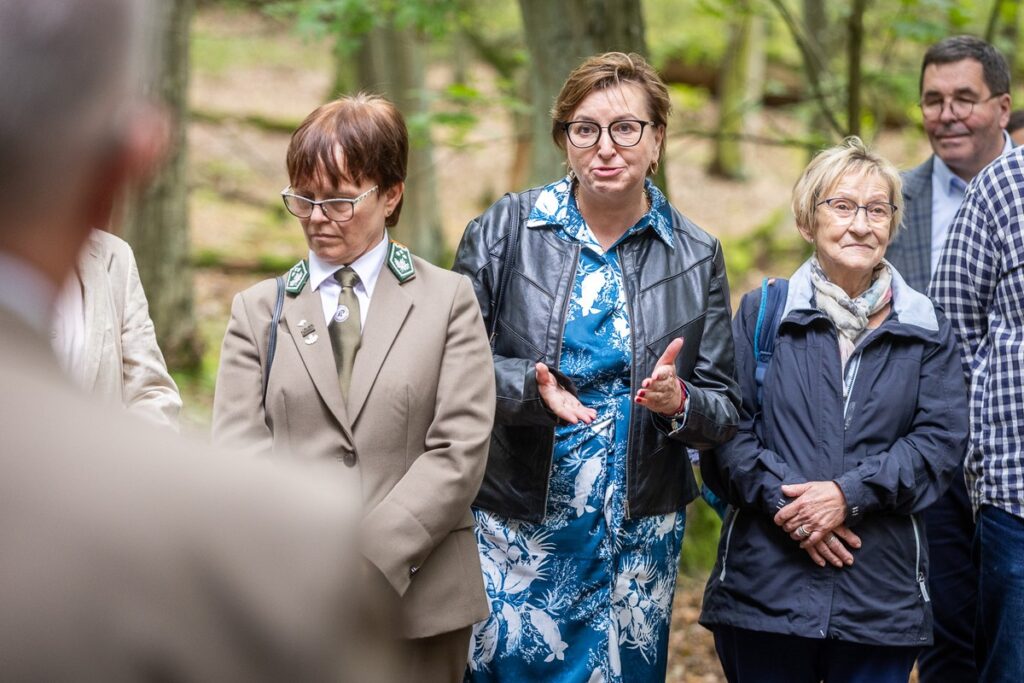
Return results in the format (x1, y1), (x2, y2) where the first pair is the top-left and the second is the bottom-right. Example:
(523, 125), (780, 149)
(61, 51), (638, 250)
(910, 514), (931, 603)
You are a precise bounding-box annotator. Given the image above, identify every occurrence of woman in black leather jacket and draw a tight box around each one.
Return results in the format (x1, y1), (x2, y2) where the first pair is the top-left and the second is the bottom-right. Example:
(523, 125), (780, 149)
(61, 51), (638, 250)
(453, 52), (740, 682)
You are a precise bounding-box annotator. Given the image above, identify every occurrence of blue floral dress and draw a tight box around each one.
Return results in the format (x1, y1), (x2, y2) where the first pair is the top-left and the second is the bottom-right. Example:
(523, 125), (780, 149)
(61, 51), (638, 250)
(466, 178), (686, 683)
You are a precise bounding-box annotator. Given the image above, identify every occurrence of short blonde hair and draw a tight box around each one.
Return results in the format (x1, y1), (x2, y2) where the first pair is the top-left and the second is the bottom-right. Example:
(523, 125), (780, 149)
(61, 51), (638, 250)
(791, 137), (904, 237)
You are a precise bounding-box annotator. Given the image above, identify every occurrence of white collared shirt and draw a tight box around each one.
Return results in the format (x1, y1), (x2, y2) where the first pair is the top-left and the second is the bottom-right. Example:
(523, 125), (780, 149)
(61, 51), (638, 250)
(51, 269), (86, 383)
(930, 131), (1013, 274)
(307, 233), (389, 331)
(0, 250), (58, 336)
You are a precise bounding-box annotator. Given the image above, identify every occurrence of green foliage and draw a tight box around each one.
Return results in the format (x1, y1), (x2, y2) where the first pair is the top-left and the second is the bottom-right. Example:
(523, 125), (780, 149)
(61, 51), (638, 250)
(681, 493), (723, 576)
(266, 0), (465, 47)
(720, 208), (808, 290)
(191, 9), (328, 75)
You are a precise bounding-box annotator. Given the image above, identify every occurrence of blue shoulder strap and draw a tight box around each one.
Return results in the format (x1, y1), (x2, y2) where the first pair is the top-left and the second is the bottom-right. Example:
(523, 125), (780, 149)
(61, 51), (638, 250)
(753, 276), (788, 408)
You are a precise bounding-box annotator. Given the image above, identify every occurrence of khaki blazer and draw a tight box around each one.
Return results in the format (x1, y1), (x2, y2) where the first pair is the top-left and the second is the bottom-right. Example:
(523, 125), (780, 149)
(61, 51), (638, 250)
(76, 230), (181, 428)
(0, 302), (362, 682)
(213, 252), (494, 639)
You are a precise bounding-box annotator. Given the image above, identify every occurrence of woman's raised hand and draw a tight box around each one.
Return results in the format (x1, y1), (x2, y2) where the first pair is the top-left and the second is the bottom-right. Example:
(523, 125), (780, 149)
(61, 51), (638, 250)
(536, 362), (597, 424)
(635, 337), (686, 416)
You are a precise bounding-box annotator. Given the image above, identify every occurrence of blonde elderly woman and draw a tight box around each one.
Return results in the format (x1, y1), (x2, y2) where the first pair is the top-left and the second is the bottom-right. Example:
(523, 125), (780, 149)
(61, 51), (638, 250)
(699, 137), (968, 683)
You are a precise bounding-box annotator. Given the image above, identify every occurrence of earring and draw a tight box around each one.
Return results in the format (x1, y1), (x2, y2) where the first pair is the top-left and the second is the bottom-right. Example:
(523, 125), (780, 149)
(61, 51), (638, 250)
(649, 159), (659, 175)
(567, 166), (577, 181)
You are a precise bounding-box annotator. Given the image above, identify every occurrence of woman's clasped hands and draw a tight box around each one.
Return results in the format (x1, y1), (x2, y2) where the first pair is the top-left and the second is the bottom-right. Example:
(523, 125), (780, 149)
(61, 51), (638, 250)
(774, 480), (863, 569)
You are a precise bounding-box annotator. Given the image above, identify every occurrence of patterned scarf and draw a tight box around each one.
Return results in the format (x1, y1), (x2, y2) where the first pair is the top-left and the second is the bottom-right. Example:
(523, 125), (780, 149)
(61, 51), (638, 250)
(809, 256), (893, 368)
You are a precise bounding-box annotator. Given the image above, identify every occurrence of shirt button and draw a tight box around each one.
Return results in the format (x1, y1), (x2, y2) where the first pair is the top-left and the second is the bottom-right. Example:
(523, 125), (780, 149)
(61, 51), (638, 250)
(409, 565), (419, 575)
(342, 451), (357, 467)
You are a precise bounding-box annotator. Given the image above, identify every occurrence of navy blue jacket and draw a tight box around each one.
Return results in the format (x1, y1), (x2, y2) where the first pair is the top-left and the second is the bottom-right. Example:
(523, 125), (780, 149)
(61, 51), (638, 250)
(700, 260), (968, 646)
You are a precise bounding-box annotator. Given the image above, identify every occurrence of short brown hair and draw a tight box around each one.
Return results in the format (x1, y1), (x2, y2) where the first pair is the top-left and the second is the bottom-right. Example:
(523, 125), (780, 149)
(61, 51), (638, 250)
(286, 92), (407, 227)
(791, 136), (904, 238)
(551, 52), (671, 162)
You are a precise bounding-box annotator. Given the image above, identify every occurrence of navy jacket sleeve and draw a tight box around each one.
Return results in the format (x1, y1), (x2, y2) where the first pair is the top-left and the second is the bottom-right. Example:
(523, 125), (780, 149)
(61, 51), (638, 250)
(700, 290), (802, 515)
(833, 312), (968, 522)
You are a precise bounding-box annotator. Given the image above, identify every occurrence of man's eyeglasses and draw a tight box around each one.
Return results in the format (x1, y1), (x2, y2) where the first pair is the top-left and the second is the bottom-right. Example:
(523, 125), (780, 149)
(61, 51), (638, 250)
(919, 93), (1005, 121)
(816, 197), (897, 225)
(562, 119), (656, 149)
(280, 185), (379, 223)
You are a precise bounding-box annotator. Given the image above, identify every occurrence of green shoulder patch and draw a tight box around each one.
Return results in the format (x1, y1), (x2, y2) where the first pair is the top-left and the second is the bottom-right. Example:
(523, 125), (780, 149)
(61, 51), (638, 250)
(284, 259), (309, 295)
(386, 240), (416, 283)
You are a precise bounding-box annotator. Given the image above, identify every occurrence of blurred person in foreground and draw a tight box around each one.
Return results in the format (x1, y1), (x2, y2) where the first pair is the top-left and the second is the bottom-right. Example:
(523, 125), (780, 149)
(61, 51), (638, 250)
(885, 36), (1012, 682)
(1008, 109), (1024, 146)
(700, 137), (968, 683)
(454, 52), (740, 681)
(51, 227), (182, 430)
(0, 1), (364, 680)
(212, 93), (495, 681)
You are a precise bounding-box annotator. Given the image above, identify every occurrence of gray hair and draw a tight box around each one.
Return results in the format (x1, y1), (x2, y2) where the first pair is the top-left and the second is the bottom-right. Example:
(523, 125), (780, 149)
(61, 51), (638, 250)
(0, 0), (155, 212)
(920, 35), (1010, 97)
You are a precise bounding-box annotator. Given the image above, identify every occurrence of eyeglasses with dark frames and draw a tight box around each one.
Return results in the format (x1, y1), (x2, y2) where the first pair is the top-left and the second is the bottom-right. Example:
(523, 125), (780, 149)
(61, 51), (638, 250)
(280, 185), (379, 223)
(816, 197), (898, 225)
(562, 119), (656, 148)
(919, 93), (1005, 121)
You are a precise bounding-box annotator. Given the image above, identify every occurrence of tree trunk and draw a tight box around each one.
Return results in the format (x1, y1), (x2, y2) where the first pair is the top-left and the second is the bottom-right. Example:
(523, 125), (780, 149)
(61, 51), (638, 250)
(121, 0), (201, 371)
(846, 0), (868, 138)
(709, 0), (764, 179)
(357, 24), (445, 264)
(802, 0), (831, 147)
(517, 0), (649, 187)
(329, 33), (359, 99)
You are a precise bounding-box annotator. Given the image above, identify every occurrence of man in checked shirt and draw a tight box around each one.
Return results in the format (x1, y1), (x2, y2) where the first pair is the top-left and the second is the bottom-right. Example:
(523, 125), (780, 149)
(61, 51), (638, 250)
(931, 143), (1024, 683)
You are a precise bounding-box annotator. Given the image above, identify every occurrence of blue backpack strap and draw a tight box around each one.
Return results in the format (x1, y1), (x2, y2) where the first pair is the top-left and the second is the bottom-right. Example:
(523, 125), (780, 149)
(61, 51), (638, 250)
(753, 277), (788, 408)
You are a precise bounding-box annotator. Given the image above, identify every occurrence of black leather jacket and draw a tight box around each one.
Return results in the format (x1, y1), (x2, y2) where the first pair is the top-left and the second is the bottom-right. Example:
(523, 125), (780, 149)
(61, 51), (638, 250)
(453, 187), (740, 522)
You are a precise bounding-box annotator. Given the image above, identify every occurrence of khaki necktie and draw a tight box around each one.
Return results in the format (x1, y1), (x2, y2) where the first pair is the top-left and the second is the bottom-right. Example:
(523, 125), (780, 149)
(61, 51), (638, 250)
(329, 267), (361, 397)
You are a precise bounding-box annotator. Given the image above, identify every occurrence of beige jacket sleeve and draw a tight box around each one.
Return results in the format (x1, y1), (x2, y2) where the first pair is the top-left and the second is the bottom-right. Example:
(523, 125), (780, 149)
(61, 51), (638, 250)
(360, 277), (495, 596)
(88, 231), (181, 429)
(211, 281), (277, 454)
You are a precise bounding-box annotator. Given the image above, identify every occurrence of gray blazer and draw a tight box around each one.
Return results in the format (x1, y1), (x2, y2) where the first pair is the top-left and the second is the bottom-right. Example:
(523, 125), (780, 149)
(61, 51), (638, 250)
(887, 158), (934, 294)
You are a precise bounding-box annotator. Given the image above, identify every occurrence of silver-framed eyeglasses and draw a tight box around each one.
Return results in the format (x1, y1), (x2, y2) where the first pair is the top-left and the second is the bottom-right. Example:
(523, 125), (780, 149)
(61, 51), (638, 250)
(562, 119), (656, 148)
(919, 93), (1004, 121)
(816, 197), (897, 225)
(280, 185), (379, 223)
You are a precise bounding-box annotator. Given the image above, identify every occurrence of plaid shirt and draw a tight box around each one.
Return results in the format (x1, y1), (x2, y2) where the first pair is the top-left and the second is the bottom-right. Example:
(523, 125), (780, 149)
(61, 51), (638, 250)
(931, 147), (1024, 519)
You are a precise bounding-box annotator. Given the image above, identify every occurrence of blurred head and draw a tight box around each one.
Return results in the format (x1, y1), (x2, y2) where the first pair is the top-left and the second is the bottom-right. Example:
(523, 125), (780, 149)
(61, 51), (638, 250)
(551, 52), (669, 201)
(285, 93), (406, 265)
(0, 0), (163, 285)
(919, 36), (1010, 180)
(792, 137), (903, 292)
(1007, 109), (1024, 146)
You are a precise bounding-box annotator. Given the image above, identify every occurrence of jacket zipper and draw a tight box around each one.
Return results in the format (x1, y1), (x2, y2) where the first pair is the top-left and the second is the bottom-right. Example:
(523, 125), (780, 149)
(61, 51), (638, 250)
(842, 352), (861, 426)
(910, 514), (931, 602)
(619, 245), (636, 520)
(719, 508), (740, 581)
(542, 243), (580, 519)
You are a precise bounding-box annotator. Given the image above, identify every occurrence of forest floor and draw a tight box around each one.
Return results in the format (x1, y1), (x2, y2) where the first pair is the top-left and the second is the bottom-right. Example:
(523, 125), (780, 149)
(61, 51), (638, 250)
(182, 7), (930, 680)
